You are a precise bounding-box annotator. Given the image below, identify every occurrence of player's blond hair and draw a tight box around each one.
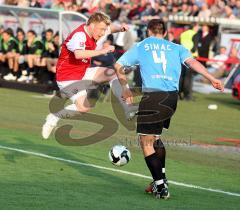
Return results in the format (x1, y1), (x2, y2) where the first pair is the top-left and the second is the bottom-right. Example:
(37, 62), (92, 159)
(87, 12), (111, 26)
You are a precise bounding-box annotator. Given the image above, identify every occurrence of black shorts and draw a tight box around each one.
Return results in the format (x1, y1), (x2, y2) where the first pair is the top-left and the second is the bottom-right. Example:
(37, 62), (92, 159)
(137, 91), (178, 135)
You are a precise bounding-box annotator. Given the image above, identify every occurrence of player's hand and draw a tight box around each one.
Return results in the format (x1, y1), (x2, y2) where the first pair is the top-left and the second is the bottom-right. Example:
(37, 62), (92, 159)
(122, 87), (133, 105)
(120, 23), (129, 32)
(101, 45), (115, 54)
(211, 78), (224, 92)
(48, 43), (55, 50)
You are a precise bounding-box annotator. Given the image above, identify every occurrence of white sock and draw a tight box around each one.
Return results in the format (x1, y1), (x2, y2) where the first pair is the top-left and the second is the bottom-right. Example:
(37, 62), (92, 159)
(54, 104), (78, 120)
(155, 179), (164, 186)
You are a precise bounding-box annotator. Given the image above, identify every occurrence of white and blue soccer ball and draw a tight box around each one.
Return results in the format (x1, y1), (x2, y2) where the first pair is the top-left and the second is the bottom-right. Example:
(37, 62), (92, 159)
(109, 145), (131, 166)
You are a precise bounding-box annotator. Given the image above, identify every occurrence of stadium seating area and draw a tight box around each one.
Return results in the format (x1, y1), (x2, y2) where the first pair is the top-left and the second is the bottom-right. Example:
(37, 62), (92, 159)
(0, 27), (59, 86)
(1, 0), (240, 19)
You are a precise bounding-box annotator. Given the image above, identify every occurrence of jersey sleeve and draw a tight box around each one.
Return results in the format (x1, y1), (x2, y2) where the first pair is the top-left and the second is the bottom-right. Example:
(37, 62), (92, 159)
(66, 32), (87, 52)
(116, 44), (138, 66)
(179, 45), (192, 65)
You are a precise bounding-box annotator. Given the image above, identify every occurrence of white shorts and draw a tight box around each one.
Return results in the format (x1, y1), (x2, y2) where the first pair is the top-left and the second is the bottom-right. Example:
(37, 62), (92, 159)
(57, 67), (99, 103)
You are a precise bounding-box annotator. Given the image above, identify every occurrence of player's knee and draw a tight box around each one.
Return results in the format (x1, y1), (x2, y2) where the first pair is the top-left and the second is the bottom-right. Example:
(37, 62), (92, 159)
(75, 103), (91, 113)
(154, 138), (165, 150)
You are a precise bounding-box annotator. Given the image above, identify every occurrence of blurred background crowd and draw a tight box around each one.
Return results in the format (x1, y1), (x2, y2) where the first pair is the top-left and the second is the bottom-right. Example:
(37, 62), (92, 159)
(0, 0), (240, 100)
(1, 0), (240, 19)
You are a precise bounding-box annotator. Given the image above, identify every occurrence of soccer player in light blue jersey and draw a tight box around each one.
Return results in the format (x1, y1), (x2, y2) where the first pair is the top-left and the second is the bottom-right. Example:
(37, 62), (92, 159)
(115, 19), (224, 199)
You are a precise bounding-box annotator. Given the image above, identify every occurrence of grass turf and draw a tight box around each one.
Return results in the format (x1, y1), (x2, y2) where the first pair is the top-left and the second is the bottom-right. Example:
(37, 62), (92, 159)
(0, 88), (239, 210)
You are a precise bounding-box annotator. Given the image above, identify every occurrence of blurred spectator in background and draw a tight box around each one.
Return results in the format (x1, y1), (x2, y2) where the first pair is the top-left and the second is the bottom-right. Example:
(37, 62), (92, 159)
(171, 4), (180, 16)
(233, 0), (240, 18)
(0, 25), (4, 38)
(179, 23), (199, 100)
(178, 3), (190, 16)
(4, 0), (17, 5)
(159, 4), (168, 21)
(168, 31), (179, 44)
(42, 0), (52, 8)
(180, 23), (199, 56)
(1, 29), (18, 80)
(210, 0), (226, 17)
(17, 0), (29, 7)
(190, 4), (200, 16)
(35, 29), (58, 84)
(223, 5), (236, 19)
(46, 32), (59, 75)
(25, 30), (43, 82)
(198, 3), (212, 18)
(207, 46), (228, 73)
(29, 0), (42, 8)
(118, 1), (131, 23)
(229, 0), (237, 8)
(51, 0), (65, 11)
(127, 0), (147, 20)
(141, 1), (162, 21)
(14, 29), (28, 81)
(197, 46), (228, 83)
(195, 0), (205, 7)
(195, 24), (213, 67)
(225, 47), (240, 72)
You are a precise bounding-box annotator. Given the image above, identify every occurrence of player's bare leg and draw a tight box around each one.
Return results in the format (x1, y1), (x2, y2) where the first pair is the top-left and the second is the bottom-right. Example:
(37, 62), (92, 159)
(3, 53), (17, 80)
(13, 54), (20, 72)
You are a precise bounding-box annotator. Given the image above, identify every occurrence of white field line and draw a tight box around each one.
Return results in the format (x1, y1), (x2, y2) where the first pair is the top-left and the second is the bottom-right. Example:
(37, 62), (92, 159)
(0, 144), (239, 197)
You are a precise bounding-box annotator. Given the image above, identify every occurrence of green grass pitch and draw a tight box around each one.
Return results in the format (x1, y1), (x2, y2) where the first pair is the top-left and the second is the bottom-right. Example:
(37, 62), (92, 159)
(0, 88), (239, 210)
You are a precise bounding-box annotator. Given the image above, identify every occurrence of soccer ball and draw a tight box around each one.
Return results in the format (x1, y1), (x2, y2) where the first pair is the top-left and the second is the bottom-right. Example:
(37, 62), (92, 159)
(109, 145), (131, 166)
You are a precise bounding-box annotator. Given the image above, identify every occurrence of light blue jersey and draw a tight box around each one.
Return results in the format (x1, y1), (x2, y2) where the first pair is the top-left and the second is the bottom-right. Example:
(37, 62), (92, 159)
(117, 37), (192, 92)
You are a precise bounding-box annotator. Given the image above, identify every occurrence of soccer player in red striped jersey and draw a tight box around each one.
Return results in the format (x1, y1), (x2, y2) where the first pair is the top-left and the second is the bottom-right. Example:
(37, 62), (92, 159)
(42, 12), (137, 139)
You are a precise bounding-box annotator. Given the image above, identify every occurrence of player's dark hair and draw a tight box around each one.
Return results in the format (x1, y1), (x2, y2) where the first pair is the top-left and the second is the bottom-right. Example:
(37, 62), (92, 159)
(147, 19), (166, 35)
(27, 30), (37, 36)
(54, 31), (59, 37)
(4, 28), (14, 36)
(46, 28), (53, 34)
(16, 27), (23, 33)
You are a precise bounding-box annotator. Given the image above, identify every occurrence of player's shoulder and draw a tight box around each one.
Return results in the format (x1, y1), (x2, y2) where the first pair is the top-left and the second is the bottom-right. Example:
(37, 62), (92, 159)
(166, 40), (188, 52)
(139, 37), (184, 50)
(73, 23), (85, 32)
(69, 24), (88, 40)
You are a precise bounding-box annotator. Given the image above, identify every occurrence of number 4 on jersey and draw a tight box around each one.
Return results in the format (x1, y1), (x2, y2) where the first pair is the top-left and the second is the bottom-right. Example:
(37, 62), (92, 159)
(152, 50), (167, 74)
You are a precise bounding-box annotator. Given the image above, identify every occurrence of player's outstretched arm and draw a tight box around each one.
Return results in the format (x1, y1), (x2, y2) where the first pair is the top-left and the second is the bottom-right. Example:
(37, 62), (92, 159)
(185, 58), (224, 92)
(74, 45), (115, 59)
(114, 63), (133, 105)
(110, 23), (129, 33)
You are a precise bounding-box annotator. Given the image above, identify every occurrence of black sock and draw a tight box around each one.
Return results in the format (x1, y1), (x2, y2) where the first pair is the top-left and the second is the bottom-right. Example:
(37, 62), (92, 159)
(28, 67), (34, 76)
(10, 69), (15, 76)
(145, 152), (164, 189)
(154, 139), (166, 179)
(34, 66), (39, 78)
(16, 70), (21, 78)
